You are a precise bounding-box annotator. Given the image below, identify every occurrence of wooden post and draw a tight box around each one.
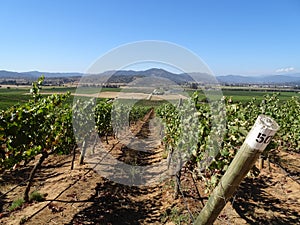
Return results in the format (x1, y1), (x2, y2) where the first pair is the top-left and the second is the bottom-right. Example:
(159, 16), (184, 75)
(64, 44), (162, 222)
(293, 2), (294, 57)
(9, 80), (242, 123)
(194, 115), (279, 225)
(79, 139), (87, 165)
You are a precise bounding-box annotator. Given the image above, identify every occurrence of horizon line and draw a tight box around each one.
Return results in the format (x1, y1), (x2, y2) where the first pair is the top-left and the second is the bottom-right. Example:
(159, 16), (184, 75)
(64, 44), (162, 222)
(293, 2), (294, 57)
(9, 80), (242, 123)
(0, 68), (299, 77)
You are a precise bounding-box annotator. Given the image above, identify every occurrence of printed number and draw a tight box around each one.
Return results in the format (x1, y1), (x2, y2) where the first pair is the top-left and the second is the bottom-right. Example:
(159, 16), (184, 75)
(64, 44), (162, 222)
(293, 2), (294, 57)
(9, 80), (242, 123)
(256, 132), (273, 144)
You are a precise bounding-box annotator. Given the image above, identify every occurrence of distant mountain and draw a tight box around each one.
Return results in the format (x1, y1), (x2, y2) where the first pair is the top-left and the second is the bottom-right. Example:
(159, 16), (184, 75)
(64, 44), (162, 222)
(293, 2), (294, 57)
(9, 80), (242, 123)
(0, 70), (35, 79)
(217, 74), (300, 84)
(23, 71), (82, 78)
(0, 70), (82, 79)
(0, 69), (195, 85)
(1, 69), (300, 85)
(142, 68), (194, 83)
(81, 68), (195, 84)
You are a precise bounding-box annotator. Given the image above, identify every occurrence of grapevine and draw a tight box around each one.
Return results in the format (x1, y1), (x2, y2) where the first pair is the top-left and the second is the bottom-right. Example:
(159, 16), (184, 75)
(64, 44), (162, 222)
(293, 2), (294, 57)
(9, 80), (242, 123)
(156, 92), (300, 192)
(0, 76), (76, 201)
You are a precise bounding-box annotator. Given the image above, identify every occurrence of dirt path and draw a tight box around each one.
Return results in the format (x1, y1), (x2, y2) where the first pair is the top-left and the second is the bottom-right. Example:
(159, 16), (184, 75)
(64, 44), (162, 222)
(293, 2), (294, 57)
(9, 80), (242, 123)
(68, 110), (173, 224)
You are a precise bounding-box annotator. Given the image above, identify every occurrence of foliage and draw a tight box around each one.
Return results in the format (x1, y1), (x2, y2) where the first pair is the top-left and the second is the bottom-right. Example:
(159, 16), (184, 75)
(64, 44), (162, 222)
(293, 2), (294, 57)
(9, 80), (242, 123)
(0, 79), (153, 171)
(72, 98), (96, 143)
(156, 92), (300, 192)
(129, 105), (152, 124)
(109, 101), (151, 138)
(0, 76), (76, 170)
(94, 101), (113, 140)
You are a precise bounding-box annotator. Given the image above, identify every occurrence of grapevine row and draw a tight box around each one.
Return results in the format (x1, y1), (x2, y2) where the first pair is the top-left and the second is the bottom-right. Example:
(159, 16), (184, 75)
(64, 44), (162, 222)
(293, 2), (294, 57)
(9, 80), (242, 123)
(0, 77), (152, 201)
(156, 92), (300, 191)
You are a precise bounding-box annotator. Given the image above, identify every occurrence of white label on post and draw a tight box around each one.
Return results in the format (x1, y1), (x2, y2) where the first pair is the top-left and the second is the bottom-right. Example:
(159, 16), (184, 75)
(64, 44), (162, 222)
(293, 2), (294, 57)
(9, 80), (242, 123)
(245, 115), (279, 151)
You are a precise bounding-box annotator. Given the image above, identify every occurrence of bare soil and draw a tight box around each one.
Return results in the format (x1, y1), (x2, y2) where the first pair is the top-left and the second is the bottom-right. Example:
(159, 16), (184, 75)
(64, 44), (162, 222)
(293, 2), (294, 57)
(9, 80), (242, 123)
(0, 112), (299, 225)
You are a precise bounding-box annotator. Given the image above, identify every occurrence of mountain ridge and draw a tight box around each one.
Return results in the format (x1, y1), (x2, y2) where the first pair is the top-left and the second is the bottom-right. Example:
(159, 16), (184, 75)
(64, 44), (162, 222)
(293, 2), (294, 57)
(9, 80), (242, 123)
(0, 69), (300, 85)
(217, 73), (300, 84)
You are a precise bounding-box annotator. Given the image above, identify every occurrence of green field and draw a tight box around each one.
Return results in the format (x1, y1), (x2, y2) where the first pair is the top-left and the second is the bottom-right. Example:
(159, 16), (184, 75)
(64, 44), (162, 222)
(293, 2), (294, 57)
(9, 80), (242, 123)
(0, 86), (299, 110)
(0, 86), (120, 110)
(222, 90), (299, 103)
(0, 87), (31, 110)
(188, 89), (299, 103)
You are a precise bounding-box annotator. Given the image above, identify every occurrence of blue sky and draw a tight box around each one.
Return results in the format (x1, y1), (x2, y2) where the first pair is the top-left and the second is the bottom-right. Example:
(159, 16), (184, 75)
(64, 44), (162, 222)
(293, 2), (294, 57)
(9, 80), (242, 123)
(0, 0), (299, 75)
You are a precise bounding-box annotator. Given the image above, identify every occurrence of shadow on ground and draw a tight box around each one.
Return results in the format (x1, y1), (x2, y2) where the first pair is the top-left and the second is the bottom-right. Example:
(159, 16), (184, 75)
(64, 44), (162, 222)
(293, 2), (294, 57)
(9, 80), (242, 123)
(232, 177), (300, 225)
(67, 179), (162, 225)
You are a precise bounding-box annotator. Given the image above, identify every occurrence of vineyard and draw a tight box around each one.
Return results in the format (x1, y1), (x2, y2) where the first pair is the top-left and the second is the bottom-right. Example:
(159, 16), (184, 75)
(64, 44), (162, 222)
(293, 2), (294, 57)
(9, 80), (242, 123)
(0, 77), (299, 224)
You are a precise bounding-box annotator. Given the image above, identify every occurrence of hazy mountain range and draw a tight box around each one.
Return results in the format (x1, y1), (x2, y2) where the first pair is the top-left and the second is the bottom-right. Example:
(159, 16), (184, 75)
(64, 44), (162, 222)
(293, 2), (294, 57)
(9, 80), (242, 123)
(217, 74), (300, 84)
(0, 70), (82, 79)
(1, 69), (300, 85)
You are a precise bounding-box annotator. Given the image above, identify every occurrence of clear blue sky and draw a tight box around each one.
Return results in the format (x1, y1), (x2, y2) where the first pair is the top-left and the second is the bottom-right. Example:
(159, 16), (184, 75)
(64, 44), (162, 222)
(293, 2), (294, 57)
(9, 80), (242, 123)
(0, 0), (299, 75)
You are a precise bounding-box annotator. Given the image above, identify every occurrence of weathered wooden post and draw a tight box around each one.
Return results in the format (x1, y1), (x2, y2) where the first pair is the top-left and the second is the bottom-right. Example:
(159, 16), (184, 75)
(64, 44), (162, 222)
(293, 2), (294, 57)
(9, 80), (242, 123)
(194, 114), (279, 225)
(79, 139), (87, 165)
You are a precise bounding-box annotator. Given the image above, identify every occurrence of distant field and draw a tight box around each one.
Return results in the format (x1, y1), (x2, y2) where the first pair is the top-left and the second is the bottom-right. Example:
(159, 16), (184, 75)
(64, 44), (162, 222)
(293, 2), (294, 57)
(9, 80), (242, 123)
(222, 90), (299, 103)
(0, 86), (121, 110)
(0, 86), (299, 110)
(0, 87), (31, 110)
(41, 86), (121, 94)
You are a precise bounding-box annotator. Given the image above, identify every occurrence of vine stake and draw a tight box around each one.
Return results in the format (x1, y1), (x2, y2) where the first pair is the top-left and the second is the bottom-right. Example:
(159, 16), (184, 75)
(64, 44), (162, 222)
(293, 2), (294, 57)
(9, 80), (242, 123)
(194, 115), (279, 225)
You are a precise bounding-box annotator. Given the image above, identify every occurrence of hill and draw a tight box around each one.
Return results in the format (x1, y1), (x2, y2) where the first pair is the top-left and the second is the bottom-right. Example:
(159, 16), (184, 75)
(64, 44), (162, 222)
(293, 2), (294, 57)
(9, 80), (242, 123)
(1, 69), (300, 85)
(217, 73), (300, 85)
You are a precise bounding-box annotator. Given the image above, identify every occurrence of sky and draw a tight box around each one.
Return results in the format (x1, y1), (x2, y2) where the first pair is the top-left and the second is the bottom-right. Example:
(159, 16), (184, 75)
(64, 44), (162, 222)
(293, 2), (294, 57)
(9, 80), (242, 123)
(0, 0), (299, 75)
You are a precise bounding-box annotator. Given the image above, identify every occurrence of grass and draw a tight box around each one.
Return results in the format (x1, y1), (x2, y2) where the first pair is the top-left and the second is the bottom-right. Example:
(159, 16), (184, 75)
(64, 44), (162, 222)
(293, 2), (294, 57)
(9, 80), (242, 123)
(161, 206), (192, 224)
(29, 190), (45, 202)
(7, 191), (45, 213)
(8, 191), (45, 212)
(0, 87), (31, 110)
(9, 198), (25, 211)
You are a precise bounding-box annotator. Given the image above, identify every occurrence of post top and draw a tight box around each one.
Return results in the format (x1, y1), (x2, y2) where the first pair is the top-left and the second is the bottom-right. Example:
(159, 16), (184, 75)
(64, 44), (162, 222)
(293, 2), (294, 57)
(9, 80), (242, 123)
(258, 114), (280, 131)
